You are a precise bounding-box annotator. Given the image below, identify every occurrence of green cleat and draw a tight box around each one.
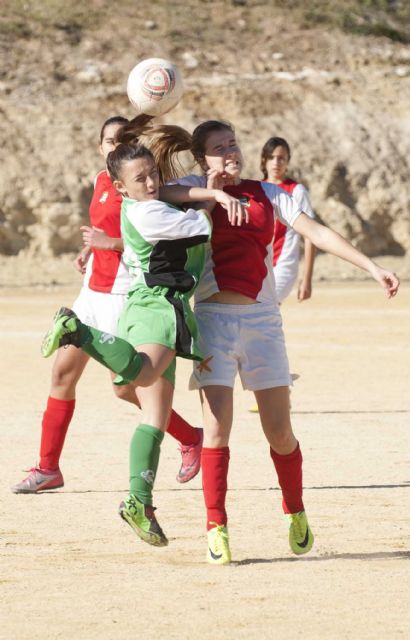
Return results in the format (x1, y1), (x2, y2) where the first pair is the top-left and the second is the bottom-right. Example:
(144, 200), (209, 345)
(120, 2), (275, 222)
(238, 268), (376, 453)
(41, 307), (82, 358)
(207, 523), (231, 565)
(119, 494), (168, 547)
(287, 511), (314, 555)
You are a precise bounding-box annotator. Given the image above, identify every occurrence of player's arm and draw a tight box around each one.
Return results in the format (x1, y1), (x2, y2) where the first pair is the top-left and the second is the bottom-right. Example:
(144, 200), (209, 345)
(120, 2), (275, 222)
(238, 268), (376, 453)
(73, 245), (91, 274)
(293, 213), (399, 298)
(298, 239), (316, 302)
(80, 226), (124, 252)
(159, 184), (247, 226)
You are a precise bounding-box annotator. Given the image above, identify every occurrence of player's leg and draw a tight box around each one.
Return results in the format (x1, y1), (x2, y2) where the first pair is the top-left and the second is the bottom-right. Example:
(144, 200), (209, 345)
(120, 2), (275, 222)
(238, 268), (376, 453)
(110, 372), (203, 483)
(256, 386), (314, 555)
(191, 302), (239, 564)
(241, 303), (313, 555)
(12, 345), (89, 494)
(200, 385), (233, 565)
(119, 360), (175, 547)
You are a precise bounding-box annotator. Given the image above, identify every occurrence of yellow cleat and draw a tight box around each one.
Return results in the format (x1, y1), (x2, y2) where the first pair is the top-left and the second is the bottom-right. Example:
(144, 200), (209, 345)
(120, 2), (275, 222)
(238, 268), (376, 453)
(207, 523), (232, 565)
(287, 511), (314, 555)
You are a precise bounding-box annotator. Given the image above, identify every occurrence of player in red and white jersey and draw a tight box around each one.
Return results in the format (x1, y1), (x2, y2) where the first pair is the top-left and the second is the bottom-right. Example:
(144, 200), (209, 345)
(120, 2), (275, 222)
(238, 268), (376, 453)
(12, 117), (203, 494)
(261, 136), (316, 304)
(148, 118), (399, 564)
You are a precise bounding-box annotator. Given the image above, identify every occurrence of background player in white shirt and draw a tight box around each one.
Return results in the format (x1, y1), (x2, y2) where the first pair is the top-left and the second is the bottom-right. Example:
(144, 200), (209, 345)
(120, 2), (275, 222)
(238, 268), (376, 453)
(262, 136), (316, 304)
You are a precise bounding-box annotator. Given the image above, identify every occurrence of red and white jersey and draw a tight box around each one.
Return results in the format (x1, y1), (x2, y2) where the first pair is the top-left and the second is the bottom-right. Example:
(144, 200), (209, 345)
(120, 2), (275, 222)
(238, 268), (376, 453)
(173, 175), (303, 305)
(273, 179), (315, 303)
(83, 171), (132, 294)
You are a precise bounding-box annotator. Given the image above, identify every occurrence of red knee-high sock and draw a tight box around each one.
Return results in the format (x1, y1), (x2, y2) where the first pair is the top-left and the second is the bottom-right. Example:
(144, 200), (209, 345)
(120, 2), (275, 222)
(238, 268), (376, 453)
(166, 410), (201, 446)
(201, 447), (230, 530)
(39, 397), (76, 470)
(270, 443), (304, 514)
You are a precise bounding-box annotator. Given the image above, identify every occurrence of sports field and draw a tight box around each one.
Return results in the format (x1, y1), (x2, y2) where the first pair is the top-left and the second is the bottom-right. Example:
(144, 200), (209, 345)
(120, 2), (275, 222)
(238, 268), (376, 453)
(1, 283), (409, 640)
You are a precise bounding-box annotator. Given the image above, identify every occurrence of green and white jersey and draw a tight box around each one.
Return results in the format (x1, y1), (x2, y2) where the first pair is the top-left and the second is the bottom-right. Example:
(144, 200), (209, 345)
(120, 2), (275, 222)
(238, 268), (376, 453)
(121, 197), (211, 297)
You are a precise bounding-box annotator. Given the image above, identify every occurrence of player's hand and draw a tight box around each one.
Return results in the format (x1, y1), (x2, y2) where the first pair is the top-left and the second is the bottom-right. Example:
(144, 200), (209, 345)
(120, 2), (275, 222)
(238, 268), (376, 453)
(212, 189), (249, 226)
(81, 225), (112, 250)
(297, 279), (312, 302)
(206, 167), (228, 191)
(369, 266), (400, 298)
(73, 246), (91, 274)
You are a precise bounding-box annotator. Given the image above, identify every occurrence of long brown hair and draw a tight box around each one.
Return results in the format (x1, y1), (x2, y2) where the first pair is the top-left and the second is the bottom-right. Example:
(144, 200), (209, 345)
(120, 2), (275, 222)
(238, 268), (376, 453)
(113, 115), (235, 184)
(150, 119), (235, 183)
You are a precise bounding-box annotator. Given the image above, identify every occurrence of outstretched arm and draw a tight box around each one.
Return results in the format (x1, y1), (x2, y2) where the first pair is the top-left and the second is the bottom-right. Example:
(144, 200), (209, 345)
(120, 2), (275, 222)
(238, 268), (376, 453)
(293, 214), (399, 298)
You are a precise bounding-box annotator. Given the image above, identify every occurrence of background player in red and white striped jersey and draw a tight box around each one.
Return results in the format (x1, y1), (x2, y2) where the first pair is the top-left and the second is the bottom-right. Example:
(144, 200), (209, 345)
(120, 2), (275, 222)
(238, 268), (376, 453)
(12, 117), (203, 494)
(261, 136), (316, 304)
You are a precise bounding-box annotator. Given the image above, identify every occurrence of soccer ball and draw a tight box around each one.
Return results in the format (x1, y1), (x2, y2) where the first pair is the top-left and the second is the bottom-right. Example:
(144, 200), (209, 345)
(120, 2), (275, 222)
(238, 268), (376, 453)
(127, 58), (184, 117)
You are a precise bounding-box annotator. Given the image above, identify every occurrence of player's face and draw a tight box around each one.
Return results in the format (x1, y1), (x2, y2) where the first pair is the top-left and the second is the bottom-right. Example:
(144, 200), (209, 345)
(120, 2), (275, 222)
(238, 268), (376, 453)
(202, 129), (243, 180)
(114, 156), (159, 201)
(265, 146), (289, 182)
(99, 123), (123, 160)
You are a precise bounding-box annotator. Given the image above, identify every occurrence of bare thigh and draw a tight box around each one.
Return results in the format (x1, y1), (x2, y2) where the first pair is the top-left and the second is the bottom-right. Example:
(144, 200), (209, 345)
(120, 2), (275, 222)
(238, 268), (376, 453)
(132, 344), (176, 388)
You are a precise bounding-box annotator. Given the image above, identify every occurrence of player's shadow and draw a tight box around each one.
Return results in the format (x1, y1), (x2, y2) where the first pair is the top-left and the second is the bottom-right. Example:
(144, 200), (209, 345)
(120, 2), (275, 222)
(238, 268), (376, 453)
(235, 550), (410, 566)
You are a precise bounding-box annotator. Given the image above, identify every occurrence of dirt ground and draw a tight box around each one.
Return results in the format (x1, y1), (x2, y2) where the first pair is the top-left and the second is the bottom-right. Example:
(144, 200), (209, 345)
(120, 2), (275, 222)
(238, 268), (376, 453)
(1, 282), (409, 640)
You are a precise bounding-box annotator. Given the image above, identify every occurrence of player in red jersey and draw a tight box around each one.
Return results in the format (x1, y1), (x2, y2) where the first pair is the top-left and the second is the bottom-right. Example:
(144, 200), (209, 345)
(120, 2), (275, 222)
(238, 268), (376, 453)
(12, 116), (203, 494)
(140, 118), (398, 564)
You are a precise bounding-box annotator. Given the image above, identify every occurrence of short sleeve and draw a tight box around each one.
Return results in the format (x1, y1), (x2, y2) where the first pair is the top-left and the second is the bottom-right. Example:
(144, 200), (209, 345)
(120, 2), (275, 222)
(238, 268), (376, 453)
(126, 199), (211, 245)
(260, 182), (303, 227)
(292, 184), (315, 219)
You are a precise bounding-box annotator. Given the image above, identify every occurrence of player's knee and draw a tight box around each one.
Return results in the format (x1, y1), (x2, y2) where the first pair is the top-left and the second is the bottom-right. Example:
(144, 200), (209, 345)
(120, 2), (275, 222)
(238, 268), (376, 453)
(50, 366), (78, 392)
(266, 420), (294, 450)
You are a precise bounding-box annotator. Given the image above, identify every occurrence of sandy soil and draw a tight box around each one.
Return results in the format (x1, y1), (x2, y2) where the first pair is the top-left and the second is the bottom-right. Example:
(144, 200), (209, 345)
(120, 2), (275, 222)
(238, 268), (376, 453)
(1, 282), (409, 640)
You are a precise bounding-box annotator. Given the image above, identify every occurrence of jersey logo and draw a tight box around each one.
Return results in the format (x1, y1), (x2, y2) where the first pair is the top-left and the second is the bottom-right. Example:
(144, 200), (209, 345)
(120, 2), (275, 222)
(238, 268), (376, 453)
(99, 191), (109, 203)
(197, 356), (213, 374)
(239, 197), (250, 208)
(98, 333), (116, 345)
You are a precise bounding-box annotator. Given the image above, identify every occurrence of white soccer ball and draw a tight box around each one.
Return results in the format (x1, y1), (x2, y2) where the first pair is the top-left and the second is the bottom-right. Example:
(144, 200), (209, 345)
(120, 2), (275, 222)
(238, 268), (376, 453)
(127, 58), (184, 117)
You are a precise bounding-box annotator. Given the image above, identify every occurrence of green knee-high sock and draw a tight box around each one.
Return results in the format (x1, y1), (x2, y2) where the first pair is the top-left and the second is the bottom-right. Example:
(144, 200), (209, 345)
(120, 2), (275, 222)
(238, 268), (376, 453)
(129, 424), (164, 505)
(77, 323), (142, 383)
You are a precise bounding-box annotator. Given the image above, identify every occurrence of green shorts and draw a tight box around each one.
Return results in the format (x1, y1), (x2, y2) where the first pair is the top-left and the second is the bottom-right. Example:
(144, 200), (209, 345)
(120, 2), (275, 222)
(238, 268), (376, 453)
(117, 286), (203, 386)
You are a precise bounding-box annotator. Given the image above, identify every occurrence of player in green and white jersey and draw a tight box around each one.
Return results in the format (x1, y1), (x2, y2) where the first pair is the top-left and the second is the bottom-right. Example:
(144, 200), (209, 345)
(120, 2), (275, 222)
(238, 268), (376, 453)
(41, 143), (214, 547)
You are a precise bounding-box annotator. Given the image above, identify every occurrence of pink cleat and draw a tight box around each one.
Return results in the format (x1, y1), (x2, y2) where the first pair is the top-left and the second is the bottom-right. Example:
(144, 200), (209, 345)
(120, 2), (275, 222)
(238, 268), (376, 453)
(11, 467), (64, 494)
(176, 429), (203, 483)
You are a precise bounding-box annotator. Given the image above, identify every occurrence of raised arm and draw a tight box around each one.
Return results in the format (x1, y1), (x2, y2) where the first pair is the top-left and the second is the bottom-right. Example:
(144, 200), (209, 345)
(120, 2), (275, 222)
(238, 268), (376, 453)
(293, 214), (399, 298)
(159, 184), (248, 226)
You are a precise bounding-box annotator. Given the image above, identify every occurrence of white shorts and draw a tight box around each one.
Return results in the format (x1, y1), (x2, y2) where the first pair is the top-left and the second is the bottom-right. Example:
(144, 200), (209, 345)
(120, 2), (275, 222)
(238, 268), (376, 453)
(72, 286), (127, 335)
(189, 302), (292, 391)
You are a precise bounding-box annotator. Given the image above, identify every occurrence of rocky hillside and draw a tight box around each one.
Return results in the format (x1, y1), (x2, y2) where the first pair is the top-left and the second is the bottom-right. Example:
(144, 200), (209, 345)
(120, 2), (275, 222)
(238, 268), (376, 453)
(1, 0), (409, 284)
